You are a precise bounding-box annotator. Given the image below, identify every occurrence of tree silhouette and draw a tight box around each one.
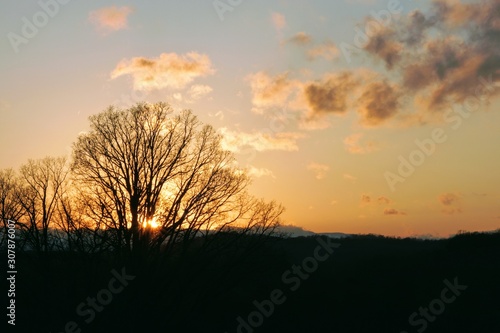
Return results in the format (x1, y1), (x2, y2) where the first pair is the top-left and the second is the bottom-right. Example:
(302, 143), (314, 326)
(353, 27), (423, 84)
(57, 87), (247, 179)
(15, 156), (68, 253)
(71, 102), (282, 255)
(0, 168), (23, 248)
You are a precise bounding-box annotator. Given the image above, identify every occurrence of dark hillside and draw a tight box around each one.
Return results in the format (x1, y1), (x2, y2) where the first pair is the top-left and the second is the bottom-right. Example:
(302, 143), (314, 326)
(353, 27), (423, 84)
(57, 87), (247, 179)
(7, 231), (500, 332)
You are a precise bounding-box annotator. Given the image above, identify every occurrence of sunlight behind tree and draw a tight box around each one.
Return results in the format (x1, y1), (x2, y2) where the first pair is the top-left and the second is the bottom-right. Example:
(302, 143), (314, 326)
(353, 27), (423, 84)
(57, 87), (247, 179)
(71, 102), (282, 255)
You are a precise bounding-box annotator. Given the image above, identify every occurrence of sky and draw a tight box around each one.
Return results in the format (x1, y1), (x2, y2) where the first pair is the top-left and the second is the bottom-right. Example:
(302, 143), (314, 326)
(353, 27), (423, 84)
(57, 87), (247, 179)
(1, 0), (499, 237)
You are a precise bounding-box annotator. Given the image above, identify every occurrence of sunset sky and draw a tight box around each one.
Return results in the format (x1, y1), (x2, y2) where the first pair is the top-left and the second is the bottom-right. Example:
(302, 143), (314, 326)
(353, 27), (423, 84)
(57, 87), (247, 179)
(1, 0), (499, 237)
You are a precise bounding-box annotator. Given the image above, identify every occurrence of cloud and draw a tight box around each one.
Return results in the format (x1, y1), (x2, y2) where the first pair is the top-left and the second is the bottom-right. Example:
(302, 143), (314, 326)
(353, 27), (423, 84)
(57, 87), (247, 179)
(288, 32), (313, 45)
(307, 41), (339, 61)
(384, 208), (407, 216)
(358, 0), (500, 117)
(377, 196), (391, 205)
(172, 93), (182, 101)
(361, 194), (405, 214)
(343, 173), (357, 182)
(298, 116), (332, 130)
(361, 194), (371, 203)
(357, 80), (401, 126)
(343, 133), (377, 154)
(89, 6), (133, 35)
(272, 12), (286, 31)
(439, 192), (460, 206)
(302, 70), (403, 127)
(188, 84), (213, 100)
(307, 162), (330, 180)
(247, 0), (500, 130)
(438, 192), (462, 214)
(362, 195), (393, 205)
(218, 128), (304, 152)
(246, 69), (408, 128)
(246, 71), (299, 113)
(208, 110), (225, 120)
(362, 26), (403, 70)
(247, 166), (275, 178)
(303, 72), (358, 115)
(110, 52), (215, 91)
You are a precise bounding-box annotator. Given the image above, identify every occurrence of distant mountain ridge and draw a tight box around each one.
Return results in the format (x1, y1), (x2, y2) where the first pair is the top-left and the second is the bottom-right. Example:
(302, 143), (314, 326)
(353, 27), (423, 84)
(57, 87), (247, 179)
(276, 225), (352, 238)
(276, 225), (500, 240)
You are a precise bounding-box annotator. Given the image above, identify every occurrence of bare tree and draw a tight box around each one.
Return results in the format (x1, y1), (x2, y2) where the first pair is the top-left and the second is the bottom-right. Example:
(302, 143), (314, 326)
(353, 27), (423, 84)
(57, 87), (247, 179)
(72, 102), (282, 255)
(55, 187), (111, 254)
(0, 169), (23, 248)
(16, 157), (68, 253)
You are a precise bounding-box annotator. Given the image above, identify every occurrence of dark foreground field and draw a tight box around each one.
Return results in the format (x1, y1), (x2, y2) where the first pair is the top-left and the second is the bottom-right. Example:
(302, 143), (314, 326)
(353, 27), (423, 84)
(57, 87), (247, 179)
(7, 231), (500, 333)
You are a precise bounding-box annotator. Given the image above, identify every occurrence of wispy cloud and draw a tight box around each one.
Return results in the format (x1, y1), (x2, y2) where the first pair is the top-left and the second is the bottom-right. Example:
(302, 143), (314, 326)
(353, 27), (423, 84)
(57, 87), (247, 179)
(377, 196), (391, 205)
(438, 192), (462, 215)
(218, 128), (304, 152)
(288, 32), (313, 45)
(286, 34), (338, 61)
(272, 12), (286, 32)
(246, 71), (299, 114)
(343, 133), (377, 154)
(307, 41), (339, 61)
(384, 208), (407, 216)
(247, 166), (275, 178)
(361, 194), (371, 204)
(188, 84), (213, 100)
(343, 173), (357, 182)
(361, 194), (406, 215)
(89, 6), (133, 35)
(307, 162), (330, 180)
(110, 52), (215, 91)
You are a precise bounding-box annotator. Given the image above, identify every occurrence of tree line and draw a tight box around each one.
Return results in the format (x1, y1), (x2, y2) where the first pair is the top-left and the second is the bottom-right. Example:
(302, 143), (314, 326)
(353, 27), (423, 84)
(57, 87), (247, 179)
(0, 102), (283, 258)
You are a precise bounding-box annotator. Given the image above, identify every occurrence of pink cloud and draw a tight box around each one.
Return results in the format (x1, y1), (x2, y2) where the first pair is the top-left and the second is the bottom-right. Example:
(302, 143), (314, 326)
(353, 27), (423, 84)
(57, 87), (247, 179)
(272, 12), (286, 31)
(89, 6), (133, 35)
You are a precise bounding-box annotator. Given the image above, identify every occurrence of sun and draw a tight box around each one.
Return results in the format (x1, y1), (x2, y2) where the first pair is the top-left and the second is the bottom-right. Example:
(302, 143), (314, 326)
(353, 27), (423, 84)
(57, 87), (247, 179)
(142, 216), (160, 229)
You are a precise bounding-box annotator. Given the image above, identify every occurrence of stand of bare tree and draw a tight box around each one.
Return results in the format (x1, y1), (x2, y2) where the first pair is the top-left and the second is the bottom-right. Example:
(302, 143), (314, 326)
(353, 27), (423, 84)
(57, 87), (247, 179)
(0, 102), (283, 259)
